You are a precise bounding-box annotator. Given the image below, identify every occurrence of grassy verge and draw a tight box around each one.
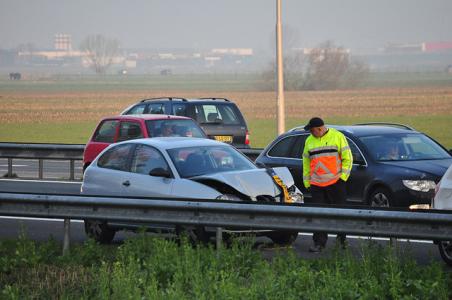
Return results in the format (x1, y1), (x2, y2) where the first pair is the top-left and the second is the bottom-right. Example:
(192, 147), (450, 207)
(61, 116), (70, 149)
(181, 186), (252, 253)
(0, 74), (264, 92)
(1, 233), (450, 299)
(1, 115), (451, 150)
(250, 115), (452, 149)
(1, 72), (452, 92)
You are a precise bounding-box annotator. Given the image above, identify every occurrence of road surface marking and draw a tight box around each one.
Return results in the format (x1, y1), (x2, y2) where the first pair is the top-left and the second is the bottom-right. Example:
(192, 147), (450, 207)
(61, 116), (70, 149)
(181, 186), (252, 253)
(0, 178), (81, 184)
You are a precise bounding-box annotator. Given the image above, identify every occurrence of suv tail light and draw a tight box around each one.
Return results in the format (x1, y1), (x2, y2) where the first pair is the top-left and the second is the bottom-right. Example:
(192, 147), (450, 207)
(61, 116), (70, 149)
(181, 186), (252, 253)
(245, 130), (250, 145)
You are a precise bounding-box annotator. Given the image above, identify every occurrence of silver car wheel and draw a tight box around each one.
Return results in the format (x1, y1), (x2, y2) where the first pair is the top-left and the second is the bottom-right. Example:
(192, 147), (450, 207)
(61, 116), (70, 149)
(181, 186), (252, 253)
(438, 241), (452, 266)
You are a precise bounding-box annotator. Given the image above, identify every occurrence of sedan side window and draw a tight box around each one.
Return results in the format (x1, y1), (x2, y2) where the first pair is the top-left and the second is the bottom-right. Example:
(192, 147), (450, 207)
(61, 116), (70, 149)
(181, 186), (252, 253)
(268, 136), (297, 158)
(98, 144), (134, 171)
(93, 120), (118, 143)
(347, 139), (365, 165)
(131, 145), (170, 175)
(289, 135), (308, 158)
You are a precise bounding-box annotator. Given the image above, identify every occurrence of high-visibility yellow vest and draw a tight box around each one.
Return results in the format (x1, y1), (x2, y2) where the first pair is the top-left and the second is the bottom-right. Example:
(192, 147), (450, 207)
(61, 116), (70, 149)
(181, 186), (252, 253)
(302, 128), (353, 188)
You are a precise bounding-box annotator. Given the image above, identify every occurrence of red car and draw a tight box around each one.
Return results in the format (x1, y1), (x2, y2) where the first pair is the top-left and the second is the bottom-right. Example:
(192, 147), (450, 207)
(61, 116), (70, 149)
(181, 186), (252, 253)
(83, 114), (207, 171)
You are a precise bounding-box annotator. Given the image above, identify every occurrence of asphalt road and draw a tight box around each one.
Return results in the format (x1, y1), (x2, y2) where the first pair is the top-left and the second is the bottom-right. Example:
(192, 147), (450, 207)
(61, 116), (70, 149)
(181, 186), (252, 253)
(0, 158), (83, 181)
(0, 178), (447, 267)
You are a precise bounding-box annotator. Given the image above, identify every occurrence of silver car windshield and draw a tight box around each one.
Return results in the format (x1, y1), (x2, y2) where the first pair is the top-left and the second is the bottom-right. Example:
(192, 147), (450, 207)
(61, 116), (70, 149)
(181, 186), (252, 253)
(359, 133), (451, 161)
(167, 145), (256, 178)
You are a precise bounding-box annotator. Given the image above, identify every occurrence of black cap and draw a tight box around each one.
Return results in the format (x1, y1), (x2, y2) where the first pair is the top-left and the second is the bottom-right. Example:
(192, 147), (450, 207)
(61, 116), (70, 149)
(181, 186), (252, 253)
(304, 117), (325, 130)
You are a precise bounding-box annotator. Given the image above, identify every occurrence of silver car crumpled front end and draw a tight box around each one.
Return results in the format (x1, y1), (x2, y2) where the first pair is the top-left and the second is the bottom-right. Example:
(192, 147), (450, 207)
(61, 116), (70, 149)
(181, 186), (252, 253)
(192, 167), (303, 204)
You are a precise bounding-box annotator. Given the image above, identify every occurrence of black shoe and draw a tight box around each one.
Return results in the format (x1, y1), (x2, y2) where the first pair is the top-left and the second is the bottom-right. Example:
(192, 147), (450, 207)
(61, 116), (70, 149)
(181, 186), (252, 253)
(309, 244), (323, 253)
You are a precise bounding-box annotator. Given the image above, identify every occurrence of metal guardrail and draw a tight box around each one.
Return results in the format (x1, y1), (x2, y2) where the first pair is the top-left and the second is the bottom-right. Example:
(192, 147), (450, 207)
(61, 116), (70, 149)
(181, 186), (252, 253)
(0, 142), (263, 181)
(0, 143), (85, 180)
(1, 192), (452, 243)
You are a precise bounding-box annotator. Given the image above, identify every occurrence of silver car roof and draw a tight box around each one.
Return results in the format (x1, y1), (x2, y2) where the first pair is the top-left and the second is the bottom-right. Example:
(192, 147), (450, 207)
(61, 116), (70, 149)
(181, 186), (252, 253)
(116, 137), (229, 151)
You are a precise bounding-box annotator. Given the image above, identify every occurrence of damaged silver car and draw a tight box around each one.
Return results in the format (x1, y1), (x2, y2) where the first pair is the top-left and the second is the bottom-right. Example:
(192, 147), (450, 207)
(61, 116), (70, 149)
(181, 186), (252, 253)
(81, 137), (303, 244)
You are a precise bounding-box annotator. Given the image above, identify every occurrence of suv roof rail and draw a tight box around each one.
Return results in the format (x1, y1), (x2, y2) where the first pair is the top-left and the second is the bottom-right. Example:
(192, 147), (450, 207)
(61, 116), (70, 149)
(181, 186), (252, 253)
(140, 97), (188, 103)
(353, 122), (415, 131)
(198, 97), (230, 102)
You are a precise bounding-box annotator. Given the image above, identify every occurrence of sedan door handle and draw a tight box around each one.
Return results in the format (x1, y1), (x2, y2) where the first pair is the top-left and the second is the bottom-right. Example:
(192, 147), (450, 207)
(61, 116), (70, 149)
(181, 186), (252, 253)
(122, 180), (130, 187)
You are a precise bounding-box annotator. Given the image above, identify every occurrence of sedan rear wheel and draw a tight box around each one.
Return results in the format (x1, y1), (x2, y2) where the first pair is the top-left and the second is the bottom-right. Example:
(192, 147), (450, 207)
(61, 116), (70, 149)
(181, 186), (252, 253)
(369, 187), (392, 207)
(438, 241), (452, 266)
(84, 220), (116, 244)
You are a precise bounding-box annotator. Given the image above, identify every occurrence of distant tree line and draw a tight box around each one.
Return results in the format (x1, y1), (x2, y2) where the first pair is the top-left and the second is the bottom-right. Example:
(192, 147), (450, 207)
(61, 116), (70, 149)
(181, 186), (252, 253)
(260, 40), (370, 91)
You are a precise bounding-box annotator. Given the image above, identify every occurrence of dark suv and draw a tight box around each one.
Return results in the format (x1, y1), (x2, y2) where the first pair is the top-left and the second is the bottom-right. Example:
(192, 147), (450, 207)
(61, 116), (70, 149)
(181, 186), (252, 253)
(121, 97), (250, 148)
(256, 123), (452, 208)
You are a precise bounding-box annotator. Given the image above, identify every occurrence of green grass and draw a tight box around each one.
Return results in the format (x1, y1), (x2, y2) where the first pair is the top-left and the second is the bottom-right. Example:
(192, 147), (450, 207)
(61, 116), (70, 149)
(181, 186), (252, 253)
(249, 115), (452, 149)
(1, 233), (450, 299)
(1, 72), (452, 92)
(1, 115), (452, 150)
(0, 121), (97, 145)
(0, 73), (264, 92)
(364, 72), (452, 88)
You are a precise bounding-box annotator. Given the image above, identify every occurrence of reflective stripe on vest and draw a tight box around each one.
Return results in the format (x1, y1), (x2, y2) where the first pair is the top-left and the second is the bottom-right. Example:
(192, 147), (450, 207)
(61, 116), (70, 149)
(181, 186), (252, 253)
(308, 146), (341, 187)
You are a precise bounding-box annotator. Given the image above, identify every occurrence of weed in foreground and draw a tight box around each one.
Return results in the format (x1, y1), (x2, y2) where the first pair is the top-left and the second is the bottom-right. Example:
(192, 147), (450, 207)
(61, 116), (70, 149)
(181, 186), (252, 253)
(0, 233), (451, 299)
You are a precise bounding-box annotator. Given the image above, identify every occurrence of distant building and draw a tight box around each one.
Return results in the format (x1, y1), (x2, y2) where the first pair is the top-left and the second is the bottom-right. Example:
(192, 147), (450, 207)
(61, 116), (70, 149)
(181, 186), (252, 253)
(384, 42), (452, 53)
(422, 42), (452, 53)
(54, 34), (72, 51)
(384, 43), (422, 53)
(301, 47), (350, 55)
(211, 48), (253, 56)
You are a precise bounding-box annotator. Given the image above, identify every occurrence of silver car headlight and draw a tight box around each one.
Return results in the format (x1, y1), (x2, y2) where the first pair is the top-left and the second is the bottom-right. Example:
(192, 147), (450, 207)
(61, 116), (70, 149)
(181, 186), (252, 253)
(216, 194), (242, 201)
(402, 180), (436, 192)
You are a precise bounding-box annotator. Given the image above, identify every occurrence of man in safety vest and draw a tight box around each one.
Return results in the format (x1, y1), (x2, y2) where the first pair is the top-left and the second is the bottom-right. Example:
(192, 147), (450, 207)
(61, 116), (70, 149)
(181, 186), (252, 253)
(302, 117), (353, 253)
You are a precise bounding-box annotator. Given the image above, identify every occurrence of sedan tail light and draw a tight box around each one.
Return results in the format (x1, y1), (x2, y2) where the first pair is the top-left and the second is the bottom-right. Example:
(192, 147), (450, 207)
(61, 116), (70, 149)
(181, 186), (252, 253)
(245, 130), (250, 145)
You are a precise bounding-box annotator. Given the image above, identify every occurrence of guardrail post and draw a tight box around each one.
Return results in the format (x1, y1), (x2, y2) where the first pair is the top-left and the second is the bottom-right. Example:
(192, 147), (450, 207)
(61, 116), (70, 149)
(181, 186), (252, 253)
(7, 158), (13, 177)
(69, 159), (75, 181)
(63, 218), (71, 255)
(38, 159), (44, 179)
(216, 227), (223, 251)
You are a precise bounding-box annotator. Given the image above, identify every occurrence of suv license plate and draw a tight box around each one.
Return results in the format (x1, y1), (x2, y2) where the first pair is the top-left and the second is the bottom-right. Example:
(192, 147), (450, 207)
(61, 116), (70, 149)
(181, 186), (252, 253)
(214, 135), (233, 143)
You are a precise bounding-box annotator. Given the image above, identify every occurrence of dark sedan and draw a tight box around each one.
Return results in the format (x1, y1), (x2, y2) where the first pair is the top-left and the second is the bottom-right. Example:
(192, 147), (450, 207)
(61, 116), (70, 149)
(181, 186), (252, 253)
(256, 123), (452, 208)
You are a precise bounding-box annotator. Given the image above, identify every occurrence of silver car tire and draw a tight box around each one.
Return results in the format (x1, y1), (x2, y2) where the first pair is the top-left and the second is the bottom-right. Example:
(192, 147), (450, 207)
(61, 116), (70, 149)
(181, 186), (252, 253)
(438, 241), (452, 266)
(84, 220), (116, 244)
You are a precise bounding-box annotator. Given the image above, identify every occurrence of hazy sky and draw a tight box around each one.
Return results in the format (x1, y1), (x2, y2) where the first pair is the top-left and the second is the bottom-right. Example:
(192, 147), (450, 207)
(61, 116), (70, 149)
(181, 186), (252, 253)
(1, 0), (451, 52)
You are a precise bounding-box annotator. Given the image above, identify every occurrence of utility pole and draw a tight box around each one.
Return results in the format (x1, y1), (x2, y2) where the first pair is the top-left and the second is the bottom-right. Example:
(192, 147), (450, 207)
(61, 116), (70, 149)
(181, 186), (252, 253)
(276, 0), (285, 134)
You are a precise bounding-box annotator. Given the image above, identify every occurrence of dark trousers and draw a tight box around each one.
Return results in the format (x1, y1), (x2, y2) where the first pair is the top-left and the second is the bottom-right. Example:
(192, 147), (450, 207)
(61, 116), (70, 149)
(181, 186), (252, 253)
(309, 179), (347, 247)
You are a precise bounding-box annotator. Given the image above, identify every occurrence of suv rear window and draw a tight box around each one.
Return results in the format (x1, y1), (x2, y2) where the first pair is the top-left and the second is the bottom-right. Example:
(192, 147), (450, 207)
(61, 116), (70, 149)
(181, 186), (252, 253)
(195, 104), (241, 125)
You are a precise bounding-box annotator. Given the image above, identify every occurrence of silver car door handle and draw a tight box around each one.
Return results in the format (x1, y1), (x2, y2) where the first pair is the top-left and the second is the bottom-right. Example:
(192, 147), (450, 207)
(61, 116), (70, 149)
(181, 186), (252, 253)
(122, 180), (130, 187)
